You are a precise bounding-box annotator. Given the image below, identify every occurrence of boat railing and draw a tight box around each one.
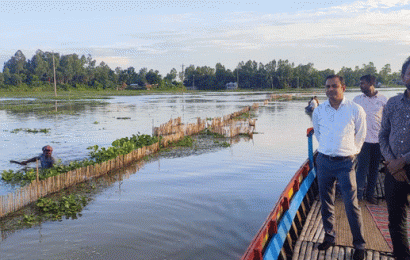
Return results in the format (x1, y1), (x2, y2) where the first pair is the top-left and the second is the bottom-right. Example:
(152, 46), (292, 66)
(241, 127), (318, 260)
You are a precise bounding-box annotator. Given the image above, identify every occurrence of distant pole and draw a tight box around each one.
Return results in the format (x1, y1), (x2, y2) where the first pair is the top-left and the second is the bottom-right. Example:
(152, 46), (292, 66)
(271, 76), (273, 90)
(36, 159), (39, 182)
(181, 64), (185, 82)
(52, 52), (57, 97)
(237, 69), (239, 88)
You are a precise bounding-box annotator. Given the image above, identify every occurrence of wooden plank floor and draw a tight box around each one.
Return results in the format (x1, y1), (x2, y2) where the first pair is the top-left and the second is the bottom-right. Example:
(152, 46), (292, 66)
(291, 173), (395, 260)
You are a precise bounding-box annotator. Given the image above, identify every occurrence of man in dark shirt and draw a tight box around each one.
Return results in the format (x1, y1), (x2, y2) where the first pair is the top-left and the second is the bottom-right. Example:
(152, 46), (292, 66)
(379, 57), (410, 260)
(21, 145), (56, 169)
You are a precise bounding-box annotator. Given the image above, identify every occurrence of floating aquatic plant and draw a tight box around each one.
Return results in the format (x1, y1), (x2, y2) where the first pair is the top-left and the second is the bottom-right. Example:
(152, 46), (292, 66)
(10, 128), (50, 134)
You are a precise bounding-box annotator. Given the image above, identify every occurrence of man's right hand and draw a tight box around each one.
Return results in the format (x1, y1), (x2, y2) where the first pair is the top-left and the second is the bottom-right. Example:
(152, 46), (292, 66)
(392, 168), (409, 183)
(387, 157), (406, 175)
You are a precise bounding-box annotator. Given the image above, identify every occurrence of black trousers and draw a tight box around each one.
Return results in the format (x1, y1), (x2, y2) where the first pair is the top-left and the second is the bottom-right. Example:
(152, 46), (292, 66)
(385, 167), (410, 260)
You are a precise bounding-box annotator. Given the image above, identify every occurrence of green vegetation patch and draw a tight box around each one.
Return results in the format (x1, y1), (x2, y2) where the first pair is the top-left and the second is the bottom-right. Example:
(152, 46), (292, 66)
(20, 194), (89, 226)
(88, 133), (159, 163)
(10, 128), (50, 134)
(233, 111), (256, 120)
(201, 128), (225, 138)
(0, 99), (109, 114)
(36, 195), (88, 220)
(213, 140), (231, 147)
(1, 159), (96, 185)
(169, 136), (194, 147)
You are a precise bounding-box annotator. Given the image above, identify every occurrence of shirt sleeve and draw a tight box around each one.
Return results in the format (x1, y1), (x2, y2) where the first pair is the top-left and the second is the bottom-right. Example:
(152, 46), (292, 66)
(312, 108), (320, 142)
(354, 105), (367, 152)
(379, 101), (395, 161)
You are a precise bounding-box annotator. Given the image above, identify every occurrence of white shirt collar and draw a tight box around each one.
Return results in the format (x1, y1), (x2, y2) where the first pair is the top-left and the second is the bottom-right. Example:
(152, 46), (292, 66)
(324, 97), (346, 109)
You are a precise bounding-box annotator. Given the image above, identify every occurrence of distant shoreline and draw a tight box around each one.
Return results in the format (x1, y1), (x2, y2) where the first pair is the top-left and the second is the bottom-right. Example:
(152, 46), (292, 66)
(0, 85), (405, 99)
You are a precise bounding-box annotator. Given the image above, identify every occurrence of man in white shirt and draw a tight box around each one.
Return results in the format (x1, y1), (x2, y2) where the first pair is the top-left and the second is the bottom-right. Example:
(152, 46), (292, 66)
(353, 75), (387, 204)
(312, 75), (367, 260)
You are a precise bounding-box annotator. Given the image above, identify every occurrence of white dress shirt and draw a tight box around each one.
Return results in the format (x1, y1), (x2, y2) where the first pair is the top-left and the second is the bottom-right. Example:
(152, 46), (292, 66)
(312, 97), (367, 157)
(353, 93), (387, 143)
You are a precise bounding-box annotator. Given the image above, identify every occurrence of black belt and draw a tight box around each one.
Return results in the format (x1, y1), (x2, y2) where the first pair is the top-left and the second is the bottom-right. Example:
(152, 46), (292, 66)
(319, 153), (354, 161)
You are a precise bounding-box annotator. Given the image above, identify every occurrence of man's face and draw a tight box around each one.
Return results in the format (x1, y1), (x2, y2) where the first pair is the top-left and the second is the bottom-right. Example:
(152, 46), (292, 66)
(325, 77), (345, 101)
(43, 149), (52, 158)
(360, 80), (372, 96)
(402, 65), (410, 90)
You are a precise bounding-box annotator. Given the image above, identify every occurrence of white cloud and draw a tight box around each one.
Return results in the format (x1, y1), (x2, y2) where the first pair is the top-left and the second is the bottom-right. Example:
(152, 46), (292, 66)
(93, 56), (132, 69)
(245, 3), (410, 45)
(366, 0), (410, 8)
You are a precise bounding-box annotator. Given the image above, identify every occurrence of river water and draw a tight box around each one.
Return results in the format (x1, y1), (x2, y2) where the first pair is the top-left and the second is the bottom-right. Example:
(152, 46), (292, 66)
(0, 88), (404, 259)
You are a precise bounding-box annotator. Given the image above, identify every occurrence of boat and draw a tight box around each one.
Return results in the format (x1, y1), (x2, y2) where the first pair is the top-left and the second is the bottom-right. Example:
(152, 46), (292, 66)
(241, 128), (395, 260)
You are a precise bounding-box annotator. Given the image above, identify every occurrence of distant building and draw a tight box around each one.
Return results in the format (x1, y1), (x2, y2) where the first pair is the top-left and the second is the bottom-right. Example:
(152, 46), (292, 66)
(225, 82), (238, 90)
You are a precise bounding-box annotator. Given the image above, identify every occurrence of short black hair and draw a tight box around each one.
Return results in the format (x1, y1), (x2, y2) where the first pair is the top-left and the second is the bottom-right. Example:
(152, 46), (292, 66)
(359, 75), (376, 86)
(402, 56), (410, 78)
(325, 75), (345, 85)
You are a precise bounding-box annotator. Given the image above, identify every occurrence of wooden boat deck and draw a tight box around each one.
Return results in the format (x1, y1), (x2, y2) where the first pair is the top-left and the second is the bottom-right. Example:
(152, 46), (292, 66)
(291, 171), (395, 260)
(241, 133), (399, 260)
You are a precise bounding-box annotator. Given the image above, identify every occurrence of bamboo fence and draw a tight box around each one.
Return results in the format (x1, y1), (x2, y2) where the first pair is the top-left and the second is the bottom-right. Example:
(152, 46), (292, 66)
(0, 104), (262, 218)
(0, 143), (159, 218)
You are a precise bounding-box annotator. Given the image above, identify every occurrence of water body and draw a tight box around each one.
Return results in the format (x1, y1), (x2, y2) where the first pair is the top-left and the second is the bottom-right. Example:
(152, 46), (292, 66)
(0, 89), (404, 259)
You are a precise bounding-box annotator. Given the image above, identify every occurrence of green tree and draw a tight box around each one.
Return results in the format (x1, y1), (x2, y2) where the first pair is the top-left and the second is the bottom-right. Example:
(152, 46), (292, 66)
(146, 69), (162, 85)
(362, 62), (377, 76)
(214, 63), (234, 90)
(293, 63), (314, 88)
(0, 72), (4, 87)
(3, 68), (11, 85)
(338, 67), (356, 87)
(27, 50), (49, 83)
(93, 61), (115, 89)
(3, 50), (27, 85)
(379, 64), (392, 84)
(265, 60), (277, 89)
(276, 60), (294, 89)
(164, 68), (178, 83)
(183, 65), (196, 87)
(4, 50), (27, 75)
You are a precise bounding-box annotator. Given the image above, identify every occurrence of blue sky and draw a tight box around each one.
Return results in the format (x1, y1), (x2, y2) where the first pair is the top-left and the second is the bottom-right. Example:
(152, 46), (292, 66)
(1, 0), (410, 75)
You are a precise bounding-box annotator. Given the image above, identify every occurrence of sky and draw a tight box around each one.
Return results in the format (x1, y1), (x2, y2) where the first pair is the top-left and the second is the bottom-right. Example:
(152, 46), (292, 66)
(1, 0), (410, 76)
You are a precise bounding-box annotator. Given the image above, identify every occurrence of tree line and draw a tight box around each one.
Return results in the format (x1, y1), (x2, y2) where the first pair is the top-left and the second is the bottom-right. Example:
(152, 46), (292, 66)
(0, 50), (402, 91)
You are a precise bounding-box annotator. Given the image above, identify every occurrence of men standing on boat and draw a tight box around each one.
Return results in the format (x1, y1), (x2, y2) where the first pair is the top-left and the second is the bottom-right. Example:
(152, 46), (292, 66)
(20, 145), (56, 169)
(306, 96), (319, 113)
(312, 75), (367, 260)
(311, 96), (319, 109)
(379, 57), (410, 260)
(353, 75), (387, 204)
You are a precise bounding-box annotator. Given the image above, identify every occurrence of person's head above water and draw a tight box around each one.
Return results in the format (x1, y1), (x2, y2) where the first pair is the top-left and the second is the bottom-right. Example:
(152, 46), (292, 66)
(42, 145), (53, 157)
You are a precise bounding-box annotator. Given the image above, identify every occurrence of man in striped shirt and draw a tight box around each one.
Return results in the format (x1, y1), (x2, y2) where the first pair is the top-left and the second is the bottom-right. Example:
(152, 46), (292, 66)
(379, 57), (410, 260)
